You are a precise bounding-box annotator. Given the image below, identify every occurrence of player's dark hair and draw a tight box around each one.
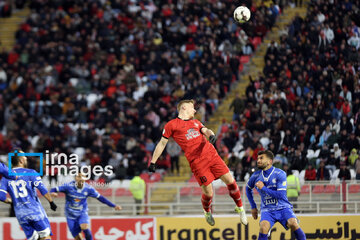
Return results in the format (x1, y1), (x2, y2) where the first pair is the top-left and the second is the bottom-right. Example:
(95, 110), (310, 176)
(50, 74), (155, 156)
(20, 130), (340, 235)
(11, 149), (23, 167)
(258, 150), (274, 160)
(177, 99), (195, 112)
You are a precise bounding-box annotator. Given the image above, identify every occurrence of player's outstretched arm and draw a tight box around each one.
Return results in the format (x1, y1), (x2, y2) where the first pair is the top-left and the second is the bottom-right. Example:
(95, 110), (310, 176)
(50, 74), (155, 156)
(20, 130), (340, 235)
(149, 137), (168, 172)
(49, 188), (58, 197)
(0, 177), (11, 204)
(97, 195), (122, 210)
(33, 176), (57, 211)
(0, 162), (16, 180)
(0, 191), (12, 204)
(50, 184), (69, 197)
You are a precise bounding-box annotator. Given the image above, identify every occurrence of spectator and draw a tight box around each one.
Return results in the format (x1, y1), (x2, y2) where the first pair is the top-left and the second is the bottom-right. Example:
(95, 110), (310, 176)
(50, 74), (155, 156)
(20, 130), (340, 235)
(355, 157), (360, 180)
(321, 126), (332, 143)
(345, 133), (360, 153)
(233, 162), (245, 182)
(316, 161), (330, 180)
(337, 162), (351, 180)
(166, 139), (181, 175)
(129, 172), (146, 215)
(304, 165), (316, 181)
(229, 93), (245, 122)
(286, 169), (300, 212)
(348, 148), (358, 166)
(332, 143), (342, 161)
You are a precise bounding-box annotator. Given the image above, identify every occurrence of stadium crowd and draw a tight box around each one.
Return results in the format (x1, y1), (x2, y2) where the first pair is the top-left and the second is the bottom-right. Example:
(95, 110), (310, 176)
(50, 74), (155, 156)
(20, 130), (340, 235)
(0, 0), (280, 180)
(230, 0), (360, 182)
(1, 0), (359, 183)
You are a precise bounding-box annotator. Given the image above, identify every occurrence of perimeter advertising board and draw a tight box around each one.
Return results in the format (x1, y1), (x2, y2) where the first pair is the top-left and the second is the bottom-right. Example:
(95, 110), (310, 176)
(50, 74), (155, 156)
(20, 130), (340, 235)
(157, 215), (360, 240)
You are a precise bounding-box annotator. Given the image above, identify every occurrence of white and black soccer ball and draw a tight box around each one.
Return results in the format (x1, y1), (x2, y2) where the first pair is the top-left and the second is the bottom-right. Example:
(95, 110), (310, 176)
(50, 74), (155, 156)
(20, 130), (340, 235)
(233, 6), (251, 23)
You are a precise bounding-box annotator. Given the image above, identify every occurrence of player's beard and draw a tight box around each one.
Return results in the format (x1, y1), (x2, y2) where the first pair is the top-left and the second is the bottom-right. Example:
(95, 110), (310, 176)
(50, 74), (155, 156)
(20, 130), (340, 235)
(76, 181), (84, 189)
(257, 165), (265, 170)
(257, 163), (267, 170)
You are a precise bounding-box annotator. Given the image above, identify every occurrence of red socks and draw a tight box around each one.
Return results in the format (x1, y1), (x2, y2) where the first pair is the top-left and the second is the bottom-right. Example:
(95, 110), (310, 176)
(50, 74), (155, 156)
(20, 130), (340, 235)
(227, 180), (243, 207)
(201, 194), (213, 212)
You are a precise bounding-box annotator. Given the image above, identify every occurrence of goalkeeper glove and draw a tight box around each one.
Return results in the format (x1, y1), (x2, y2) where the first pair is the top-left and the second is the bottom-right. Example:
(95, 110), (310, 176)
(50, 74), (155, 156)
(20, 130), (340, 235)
(50, 201), (57, 211)
(148, 163), (156, 173)
(209, 135), (217, 145)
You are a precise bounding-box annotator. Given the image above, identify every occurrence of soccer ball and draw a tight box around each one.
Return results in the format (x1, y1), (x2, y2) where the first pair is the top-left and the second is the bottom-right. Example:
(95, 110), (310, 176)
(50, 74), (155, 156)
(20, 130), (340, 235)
(233, 6), (251, 23)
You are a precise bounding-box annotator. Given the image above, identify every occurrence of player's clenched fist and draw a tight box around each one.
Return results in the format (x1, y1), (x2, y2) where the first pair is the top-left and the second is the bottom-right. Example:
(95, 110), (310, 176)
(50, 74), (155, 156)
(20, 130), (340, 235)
(49, 201), (57, 211)
(148, 163), (156, 172)
(114, 205), (122, 210)
(255, 181), (264, 189)
(251, 208), (258, 219)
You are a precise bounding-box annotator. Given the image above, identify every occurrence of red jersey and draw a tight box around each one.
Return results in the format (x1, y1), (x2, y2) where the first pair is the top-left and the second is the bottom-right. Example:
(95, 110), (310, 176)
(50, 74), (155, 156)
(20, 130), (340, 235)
(162, 118), (216, 163)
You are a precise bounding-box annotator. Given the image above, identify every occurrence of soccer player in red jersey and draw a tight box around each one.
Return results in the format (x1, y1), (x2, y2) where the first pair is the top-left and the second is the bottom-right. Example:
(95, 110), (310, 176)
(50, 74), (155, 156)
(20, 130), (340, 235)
(149, 99), (248, 226)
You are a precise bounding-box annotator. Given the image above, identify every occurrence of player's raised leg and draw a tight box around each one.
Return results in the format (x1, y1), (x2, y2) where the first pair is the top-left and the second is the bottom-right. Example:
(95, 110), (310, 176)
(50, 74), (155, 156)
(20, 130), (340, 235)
(201, 184), (215, 226)
(79, 223), (93, 240)
(258, 220), (271, 240)
(68, 217), (83, 240)
(220, 172), (248, 225)
(287, 218), (306, 240)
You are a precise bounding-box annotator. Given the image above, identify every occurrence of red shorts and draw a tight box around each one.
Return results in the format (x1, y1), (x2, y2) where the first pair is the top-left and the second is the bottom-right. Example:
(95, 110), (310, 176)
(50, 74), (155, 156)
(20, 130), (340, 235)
(190, 153), (229, 186)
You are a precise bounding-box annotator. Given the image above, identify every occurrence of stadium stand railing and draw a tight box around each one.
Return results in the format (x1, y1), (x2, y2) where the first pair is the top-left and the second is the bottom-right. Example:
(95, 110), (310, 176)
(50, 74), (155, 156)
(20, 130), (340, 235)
(1, 180), (359, 217)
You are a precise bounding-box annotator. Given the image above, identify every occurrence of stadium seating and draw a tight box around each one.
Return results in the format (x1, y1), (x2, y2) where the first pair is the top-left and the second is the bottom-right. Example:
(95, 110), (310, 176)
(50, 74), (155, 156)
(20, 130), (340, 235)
(95, 188), (112, 197)
(180, 187), (192, 197)
(312, 185), (324, 194)
(300, 185), (310, 194)
(323, 185), (336, 194)
(348, 184), (360, 194)
(192, 187), (203, 196)
(115, 188), (132, 197)
(240, 55), (250, 64)
(215, 186), (228, 195)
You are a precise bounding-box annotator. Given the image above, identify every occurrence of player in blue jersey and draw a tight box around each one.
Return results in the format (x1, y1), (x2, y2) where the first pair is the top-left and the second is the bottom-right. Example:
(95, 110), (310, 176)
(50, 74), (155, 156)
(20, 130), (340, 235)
(0, 150), (57, 240)
(50, 173), (122, 240)
(246, 150), (306, 240)
(0, 161), (17, 179)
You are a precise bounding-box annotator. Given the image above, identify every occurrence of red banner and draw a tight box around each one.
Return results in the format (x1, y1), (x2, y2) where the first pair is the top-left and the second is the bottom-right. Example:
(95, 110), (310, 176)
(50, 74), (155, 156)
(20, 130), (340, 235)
(0, 218), (73, 240)
(92, 218), (155, 240)
(0, 217), (155, 240)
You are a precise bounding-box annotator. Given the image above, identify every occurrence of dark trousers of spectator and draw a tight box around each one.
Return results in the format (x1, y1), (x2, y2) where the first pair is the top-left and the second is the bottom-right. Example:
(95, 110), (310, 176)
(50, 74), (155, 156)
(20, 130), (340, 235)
(288, 197), (299, 213)
(134, 199), (142, 215)
(295, 0), (302, 7)
(170, 156), (179, 174)
(49, 175), (58, 186)
(356, 173), (360, 180)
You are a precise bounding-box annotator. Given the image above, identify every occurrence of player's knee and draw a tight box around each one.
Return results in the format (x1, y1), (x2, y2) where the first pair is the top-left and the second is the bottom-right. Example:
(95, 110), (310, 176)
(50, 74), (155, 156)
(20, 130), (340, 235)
(80, 224), (90, 230)
(259, 221), (270, 233)
(220, 172), (234, 185)
(201, 186), (213, 196)
(287, 218), (299, 231)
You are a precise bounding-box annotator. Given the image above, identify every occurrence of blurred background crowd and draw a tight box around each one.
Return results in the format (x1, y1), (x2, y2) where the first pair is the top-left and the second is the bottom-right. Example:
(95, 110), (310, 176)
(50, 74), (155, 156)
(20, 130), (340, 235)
(0, 0), (359, 183)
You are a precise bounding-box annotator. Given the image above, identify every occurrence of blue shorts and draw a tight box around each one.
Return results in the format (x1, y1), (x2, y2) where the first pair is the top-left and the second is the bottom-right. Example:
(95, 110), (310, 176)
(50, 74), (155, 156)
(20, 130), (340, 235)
(21, 218), (51, 240)
(67, 213), (90, 237)
(260, 208), (296, 230)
